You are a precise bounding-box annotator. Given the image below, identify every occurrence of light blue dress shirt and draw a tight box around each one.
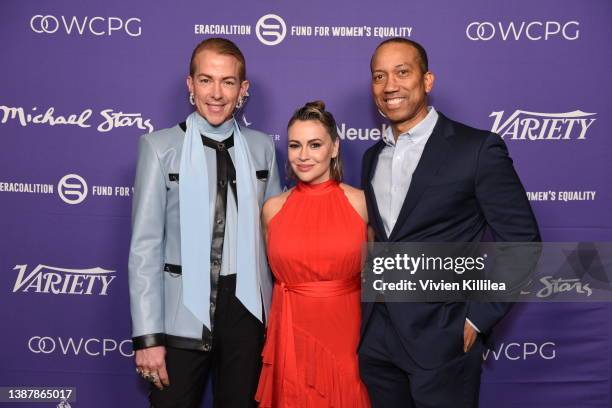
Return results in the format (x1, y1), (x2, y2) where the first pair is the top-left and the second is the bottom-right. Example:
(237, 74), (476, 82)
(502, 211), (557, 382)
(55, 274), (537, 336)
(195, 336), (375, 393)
(372, 107), (439, 237)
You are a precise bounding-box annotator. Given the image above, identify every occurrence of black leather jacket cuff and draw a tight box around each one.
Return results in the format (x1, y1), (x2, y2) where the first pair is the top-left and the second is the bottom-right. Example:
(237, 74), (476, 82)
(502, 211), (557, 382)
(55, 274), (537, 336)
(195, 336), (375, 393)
(132, 333), (166, 350)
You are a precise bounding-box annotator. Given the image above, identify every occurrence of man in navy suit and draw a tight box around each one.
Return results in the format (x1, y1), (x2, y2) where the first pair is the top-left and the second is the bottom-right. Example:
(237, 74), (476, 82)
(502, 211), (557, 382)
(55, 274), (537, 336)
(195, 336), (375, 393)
(358, 38), (540, 407)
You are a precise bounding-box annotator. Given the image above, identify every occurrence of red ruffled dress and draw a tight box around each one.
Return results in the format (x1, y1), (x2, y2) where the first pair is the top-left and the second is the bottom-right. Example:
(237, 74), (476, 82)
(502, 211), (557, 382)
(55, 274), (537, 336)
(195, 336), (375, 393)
(256, 180), (370, 407)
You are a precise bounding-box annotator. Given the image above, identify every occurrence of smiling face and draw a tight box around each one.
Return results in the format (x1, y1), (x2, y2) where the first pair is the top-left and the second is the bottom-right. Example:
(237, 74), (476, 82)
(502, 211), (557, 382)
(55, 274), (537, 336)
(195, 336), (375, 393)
(288, 120), (339, 184)
(371, 42), (434, 137)
(186, 49), (249, 126)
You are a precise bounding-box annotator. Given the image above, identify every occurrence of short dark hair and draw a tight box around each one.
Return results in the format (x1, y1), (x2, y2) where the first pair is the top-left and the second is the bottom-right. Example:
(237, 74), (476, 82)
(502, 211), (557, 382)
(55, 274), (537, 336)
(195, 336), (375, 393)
(371, 37), (429, 74)
(189, 37), (246, 81)
(287, 100), (343, 182)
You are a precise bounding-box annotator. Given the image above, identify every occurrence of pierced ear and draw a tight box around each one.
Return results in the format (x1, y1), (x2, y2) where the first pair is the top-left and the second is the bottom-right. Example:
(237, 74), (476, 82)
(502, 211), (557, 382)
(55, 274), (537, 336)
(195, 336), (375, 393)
(240, 80), (250, 97)
(186, 76), (194, 93)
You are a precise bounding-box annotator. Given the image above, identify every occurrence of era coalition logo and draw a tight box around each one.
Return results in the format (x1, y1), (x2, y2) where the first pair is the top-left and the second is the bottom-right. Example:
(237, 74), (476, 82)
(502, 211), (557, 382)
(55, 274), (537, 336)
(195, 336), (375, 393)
(12, 264), (116, 295)
(466, 21), (579, 41)
(483, 342), (556, 361)
(256, 14), (287, 46)
(490, 110), (596, 141)
(58, 174), (88, 205)
(0, 173), (133, 203)
(28, 336), (133, 357)
(196, 13), (411, 44)
(30, 15), (142, 37)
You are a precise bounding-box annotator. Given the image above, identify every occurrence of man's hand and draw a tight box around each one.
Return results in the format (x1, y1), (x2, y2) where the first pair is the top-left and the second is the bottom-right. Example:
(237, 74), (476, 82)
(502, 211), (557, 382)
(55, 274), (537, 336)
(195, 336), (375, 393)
(135, 346), (170, 390)
(463, 321), (478, 353)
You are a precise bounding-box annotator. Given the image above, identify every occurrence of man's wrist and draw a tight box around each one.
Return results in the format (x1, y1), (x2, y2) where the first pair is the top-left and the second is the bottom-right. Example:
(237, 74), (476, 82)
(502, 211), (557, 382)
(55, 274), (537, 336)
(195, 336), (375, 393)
(132, 333), (166, 350)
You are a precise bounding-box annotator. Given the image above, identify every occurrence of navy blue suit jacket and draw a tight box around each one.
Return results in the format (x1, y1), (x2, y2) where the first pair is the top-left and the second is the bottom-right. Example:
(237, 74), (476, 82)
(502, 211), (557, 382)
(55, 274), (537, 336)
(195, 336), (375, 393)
(361, 113), (540, 369)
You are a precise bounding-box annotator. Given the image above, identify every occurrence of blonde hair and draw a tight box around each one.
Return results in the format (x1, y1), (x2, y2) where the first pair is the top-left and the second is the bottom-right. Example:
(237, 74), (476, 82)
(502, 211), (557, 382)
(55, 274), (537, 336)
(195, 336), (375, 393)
(189, 37), (246, 81)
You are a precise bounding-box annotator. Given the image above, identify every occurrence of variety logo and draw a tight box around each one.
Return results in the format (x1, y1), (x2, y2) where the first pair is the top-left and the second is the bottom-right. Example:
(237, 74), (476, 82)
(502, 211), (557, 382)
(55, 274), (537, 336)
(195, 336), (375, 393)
(12, 264), (116, 296)
(483, 341), (556, 361)
(58, 174), (88, 205)
(30, 15), (142, 37)
(28, 336), (133, 357)
(490, 110), (596, 141)
(256, 14), (287, 46)
(466, 21), (579, 41)
(0, 105), (155, 133)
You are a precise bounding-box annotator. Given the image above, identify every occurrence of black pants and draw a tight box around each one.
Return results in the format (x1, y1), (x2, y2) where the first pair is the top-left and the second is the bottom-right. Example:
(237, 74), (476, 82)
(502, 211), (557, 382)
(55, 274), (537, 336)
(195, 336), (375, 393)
(359, 303), (484, 408)
(150, 275), (264, 408)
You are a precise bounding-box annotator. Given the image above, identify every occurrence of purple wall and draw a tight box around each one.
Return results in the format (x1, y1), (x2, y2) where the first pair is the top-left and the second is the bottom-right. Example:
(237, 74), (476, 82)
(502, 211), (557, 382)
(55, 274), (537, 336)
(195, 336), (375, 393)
(1, 0), (611, 406)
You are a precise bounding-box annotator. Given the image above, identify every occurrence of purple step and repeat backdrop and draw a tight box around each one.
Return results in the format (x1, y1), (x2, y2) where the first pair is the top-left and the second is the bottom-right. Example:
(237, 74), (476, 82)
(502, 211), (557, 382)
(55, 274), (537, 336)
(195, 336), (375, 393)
(1, 0), (611, 407)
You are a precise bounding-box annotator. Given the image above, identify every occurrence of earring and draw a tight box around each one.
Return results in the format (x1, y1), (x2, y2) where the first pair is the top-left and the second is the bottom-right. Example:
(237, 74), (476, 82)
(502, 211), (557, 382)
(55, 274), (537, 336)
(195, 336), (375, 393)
(235, 97), (245, 110)
(235, 91), (250, 111)
(189, 93), (195, 106)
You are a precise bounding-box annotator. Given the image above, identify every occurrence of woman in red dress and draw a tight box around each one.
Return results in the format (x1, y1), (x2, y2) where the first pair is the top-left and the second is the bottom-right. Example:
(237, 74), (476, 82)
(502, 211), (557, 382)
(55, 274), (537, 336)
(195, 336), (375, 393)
(256, 101), (370, 407)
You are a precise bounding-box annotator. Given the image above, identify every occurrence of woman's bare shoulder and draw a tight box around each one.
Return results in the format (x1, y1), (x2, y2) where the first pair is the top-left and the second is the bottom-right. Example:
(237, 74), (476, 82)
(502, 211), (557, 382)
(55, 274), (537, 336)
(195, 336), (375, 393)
(339, 183), (367, 222)
(262, 189), (293, 225)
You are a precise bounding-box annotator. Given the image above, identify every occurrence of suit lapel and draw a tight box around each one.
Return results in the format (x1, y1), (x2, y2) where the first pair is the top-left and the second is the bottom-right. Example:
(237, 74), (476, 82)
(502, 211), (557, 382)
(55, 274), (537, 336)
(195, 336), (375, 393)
(388, 114), (454, 241)
(364, 141), (387, 241)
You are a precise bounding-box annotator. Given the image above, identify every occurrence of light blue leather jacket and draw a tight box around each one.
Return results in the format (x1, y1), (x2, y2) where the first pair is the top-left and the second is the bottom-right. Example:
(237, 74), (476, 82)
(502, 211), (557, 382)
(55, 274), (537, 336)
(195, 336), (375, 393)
(128, 122), (281, 351)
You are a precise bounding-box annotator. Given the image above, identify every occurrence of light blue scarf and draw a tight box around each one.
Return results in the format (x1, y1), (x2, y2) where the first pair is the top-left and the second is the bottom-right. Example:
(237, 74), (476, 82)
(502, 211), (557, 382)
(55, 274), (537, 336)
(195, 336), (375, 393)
(179, 111), (262, 330)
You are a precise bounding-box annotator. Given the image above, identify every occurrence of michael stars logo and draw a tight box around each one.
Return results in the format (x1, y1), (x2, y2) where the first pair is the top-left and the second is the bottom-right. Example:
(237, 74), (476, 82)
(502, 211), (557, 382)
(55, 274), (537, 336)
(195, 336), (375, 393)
(256, 14), (286, 46)
(58, 174), (88, 204)
(30, 15), (142, 37)
(466, 21), (579, 41)
(490, 110), (596, 141)
(12, 264), (116, 296)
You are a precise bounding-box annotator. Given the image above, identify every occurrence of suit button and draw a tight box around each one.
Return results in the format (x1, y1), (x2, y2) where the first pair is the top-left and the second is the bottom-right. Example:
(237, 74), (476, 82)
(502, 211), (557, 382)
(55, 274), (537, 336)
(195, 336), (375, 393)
(203, 343), (211, 352)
